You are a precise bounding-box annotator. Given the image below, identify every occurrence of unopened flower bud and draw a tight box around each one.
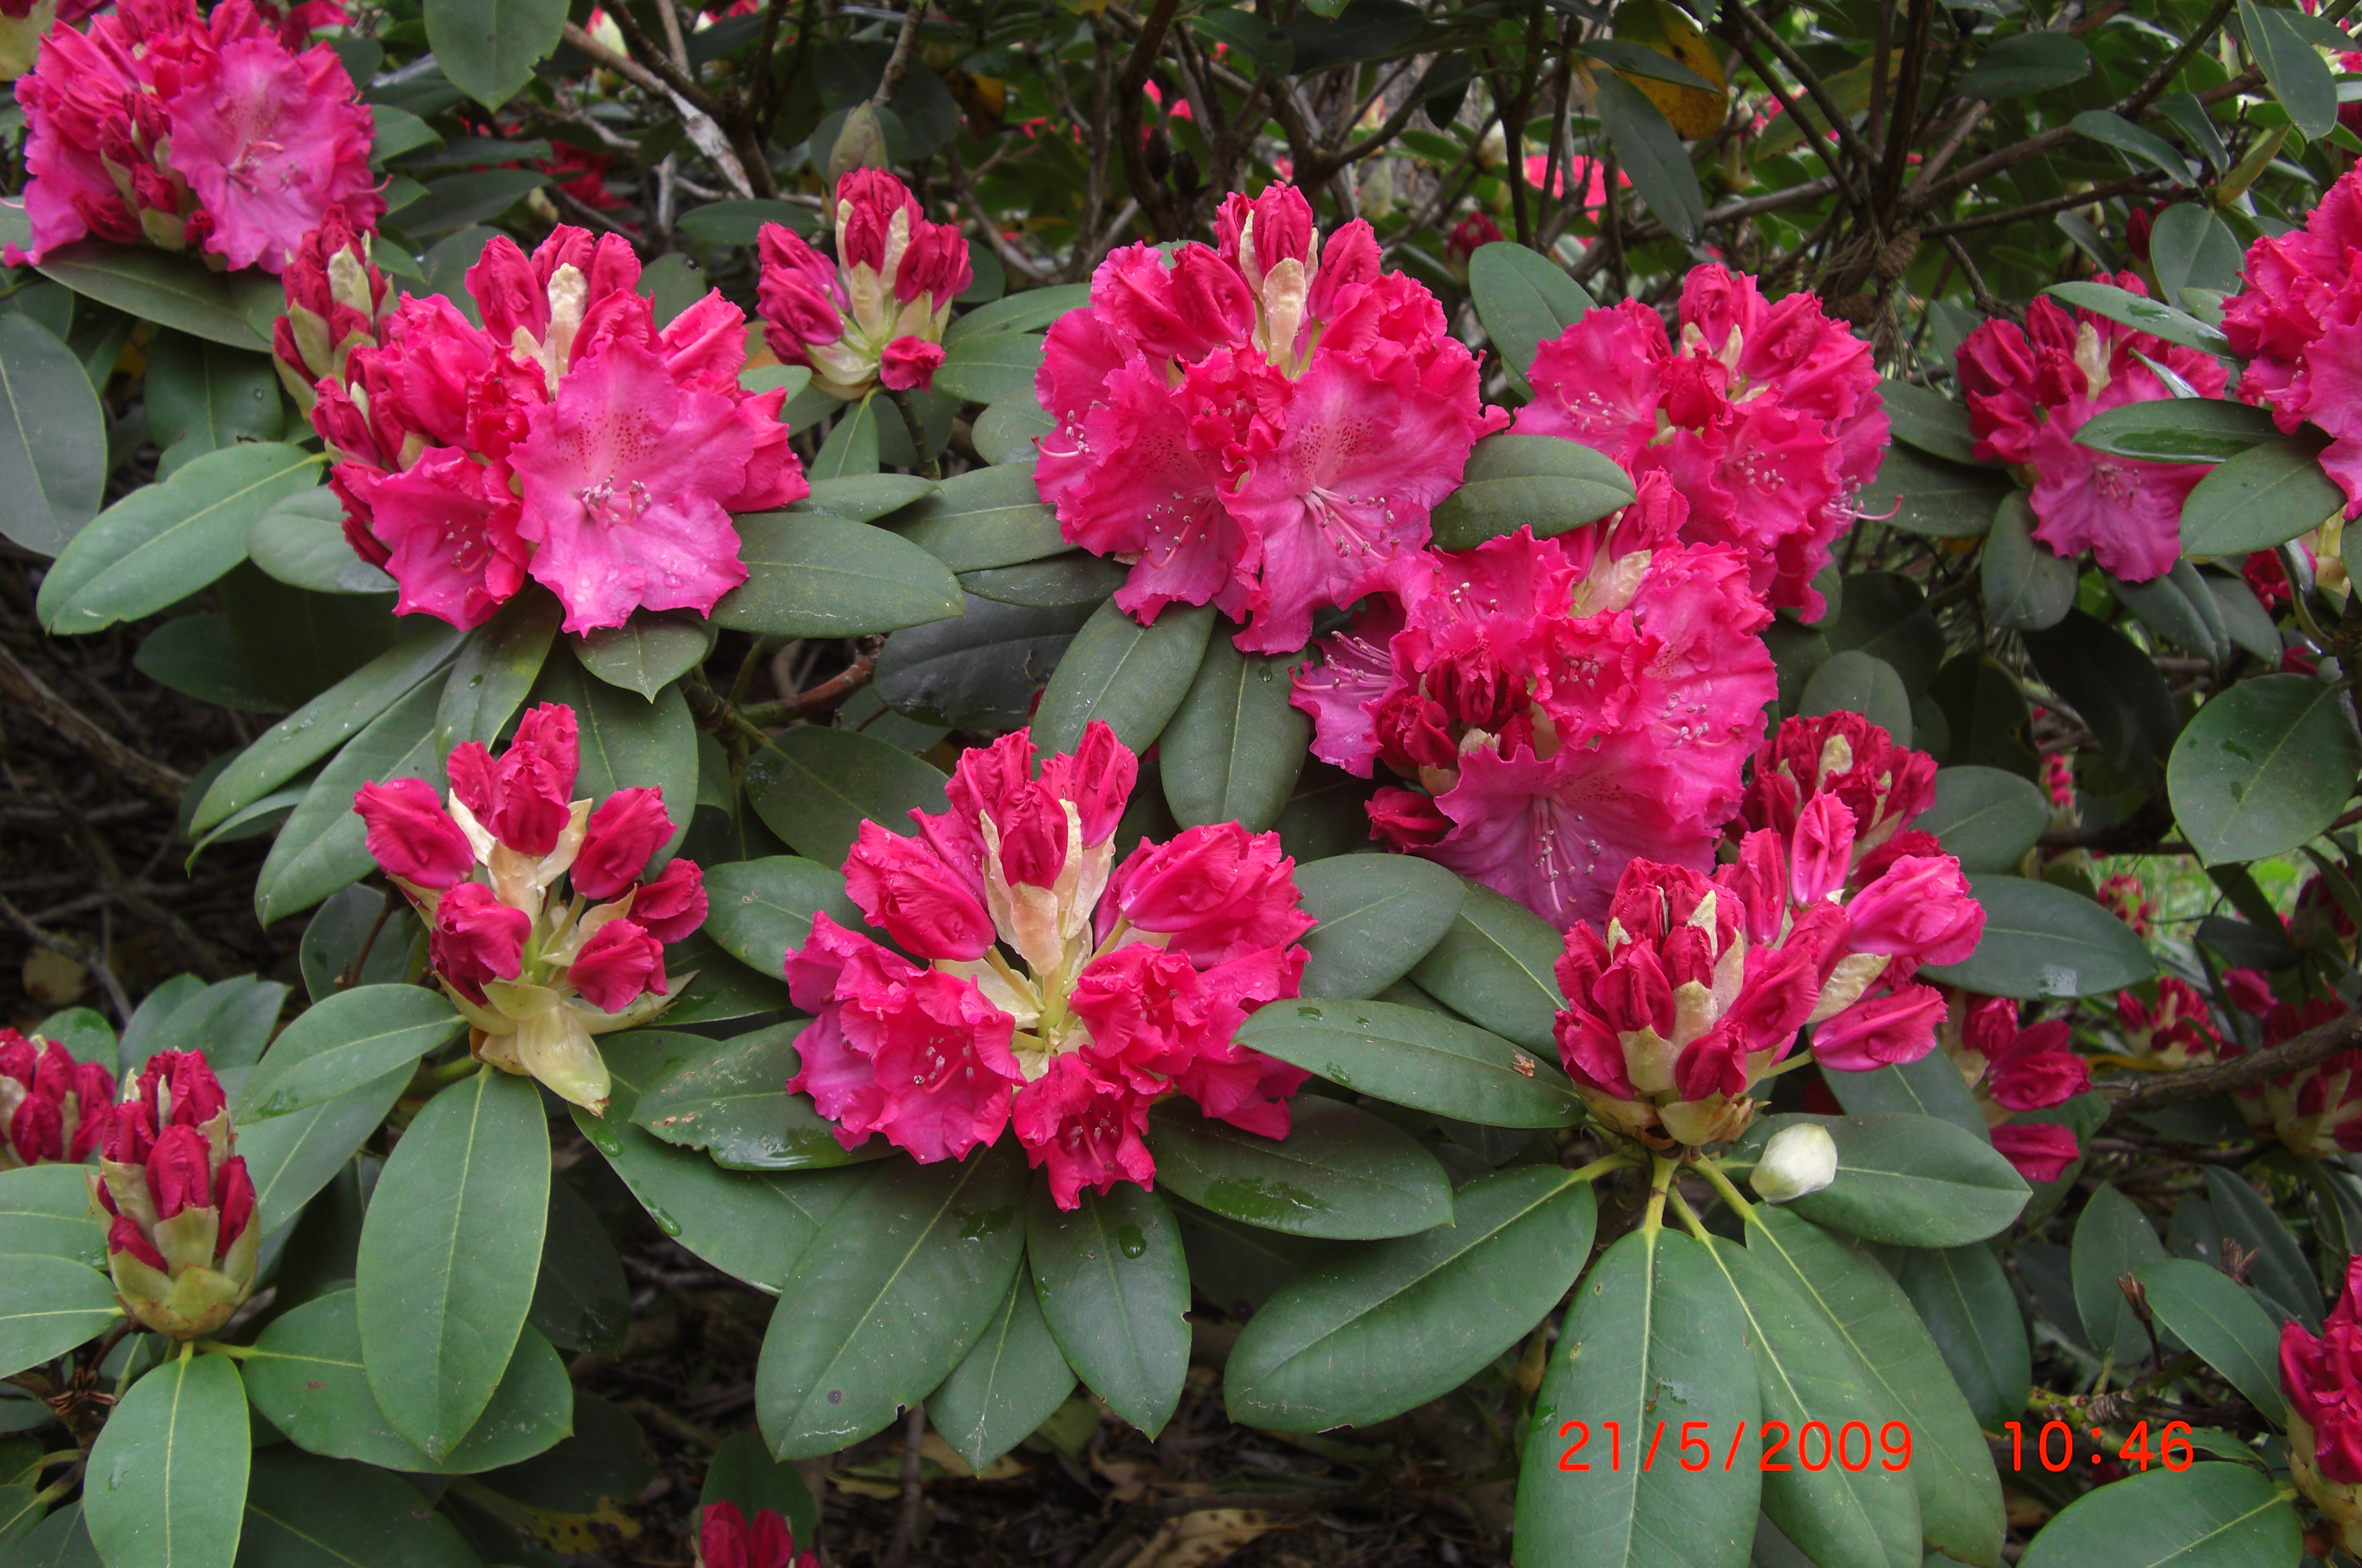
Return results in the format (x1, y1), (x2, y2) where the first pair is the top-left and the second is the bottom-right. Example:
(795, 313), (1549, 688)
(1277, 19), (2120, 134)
(87, 1051), (258, 1338)
(1750, 1122), (1838, 1203)
(828, 103), (889, 181)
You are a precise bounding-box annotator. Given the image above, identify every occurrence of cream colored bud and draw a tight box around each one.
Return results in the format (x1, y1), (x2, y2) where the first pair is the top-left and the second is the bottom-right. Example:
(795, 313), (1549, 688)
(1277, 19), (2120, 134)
(1750, 1123), (1838, 1203)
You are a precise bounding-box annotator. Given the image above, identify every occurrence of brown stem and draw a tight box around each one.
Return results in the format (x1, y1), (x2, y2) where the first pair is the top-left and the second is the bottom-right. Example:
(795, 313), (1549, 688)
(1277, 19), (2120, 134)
(883, 1402), (927, 1568)
(872, 0), (925, 108)
(2103, 1007), (2362, 1119)
(1114, 0), (1185, 240)
(736, 648), (880, 726)
(1722, 1), (1878, 213)
(0, 643), (188, 805)
(1922, 172), (2165, 239)
(1874, 0), (1934, 220)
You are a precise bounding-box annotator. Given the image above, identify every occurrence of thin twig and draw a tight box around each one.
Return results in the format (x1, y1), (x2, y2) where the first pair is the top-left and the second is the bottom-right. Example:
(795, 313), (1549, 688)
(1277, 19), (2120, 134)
(0, 644), (188, 805)
(872, 0), (926, 107)
(2103, 1007), (2362, 1119)
(883, 1402), (927, 1568)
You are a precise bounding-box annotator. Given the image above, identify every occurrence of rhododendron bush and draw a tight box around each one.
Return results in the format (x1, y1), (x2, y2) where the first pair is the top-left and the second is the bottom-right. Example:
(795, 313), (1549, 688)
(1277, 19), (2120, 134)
(9, 0), (2362, 1564)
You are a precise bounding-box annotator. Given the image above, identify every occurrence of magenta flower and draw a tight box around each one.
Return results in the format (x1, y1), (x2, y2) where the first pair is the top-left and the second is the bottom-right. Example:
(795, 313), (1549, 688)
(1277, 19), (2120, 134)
(1036, 182), (1506, 654)
(88, 1051), (257, 1338)
(0, 1028), (114, 1170)
(1737, 712), (1939, 886)
(2224, 163), (2362, 516)
(1291, 484), (1777, 928)
(755, 169), (970, 398)
(2286, 1257), (2362, 1495)
(1958, 271), (2229, 582)
(1514, 265), (1885, 618)
(783, 723), (1316, 1208)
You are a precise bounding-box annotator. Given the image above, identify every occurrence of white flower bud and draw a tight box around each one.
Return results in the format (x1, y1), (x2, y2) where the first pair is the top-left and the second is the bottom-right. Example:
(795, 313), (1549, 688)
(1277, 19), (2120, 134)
(1750, 1123), (1838, 1204)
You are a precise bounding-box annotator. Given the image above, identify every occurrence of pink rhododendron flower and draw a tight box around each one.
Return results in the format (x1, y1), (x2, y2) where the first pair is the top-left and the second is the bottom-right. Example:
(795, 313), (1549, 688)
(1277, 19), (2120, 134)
(784, 723), (1316, 1208)
(1292, 485), (1775, 928)
(697, 1502), (818, 1568)
(1514, 265), (1885, 618)
(2224, 164), (2362, 516)
(295, 224), (807, 632)
(755, 169), (970, 398)
(0, 1028), (113, 1169)
(1940, 993), (2090, 1181)
(351, 703), (699, 1114)
(2286, 1256), (2362, 1537)
(10, 0), (379, 273)
(2115, 975), (2224, 1069)
(2096, 871), (2156, 937)
(2217, 992), (2362, 1155)
(1036, 182), (1507, 654)
(1735, 712), (1939, 887)
(1958, 272), (2229, 582)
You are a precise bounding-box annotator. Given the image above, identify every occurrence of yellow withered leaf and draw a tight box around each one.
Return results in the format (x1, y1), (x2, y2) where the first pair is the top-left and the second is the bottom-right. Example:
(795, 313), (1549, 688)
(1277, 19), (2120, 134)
(1611, 0), (1728, 139)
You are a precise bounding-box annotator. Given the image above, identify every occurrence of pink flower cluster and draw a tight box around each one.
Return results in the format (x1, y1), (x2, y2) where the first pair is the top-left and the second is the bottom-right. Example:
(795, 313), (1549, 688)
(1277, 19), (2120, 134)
(9, 0), (379, 273)
(1035, 182), (1508, 654)
(1958, 272), (2229, 583)
(785, 723), (1316, 1208)
(353, 703), (707, 1115)
(1941, 994), (2091, 1182)
(2217, 976), (2359, 1157)
(1292, 490), (1776, 929)
(756, 170), (971, 398)
(288, 222), (807, 633)
(2115, 975), (2224, 1070)
(2285, 1256), (2362, 1497)
(1513, 265), (1886, 619)
(2224, 163), (2362, 517)
(697, 1503), (817, 1568)
(89, 1050), (259, 1338)
(0, 1027), (113, 1168)
(1734, 710), (1941, 884)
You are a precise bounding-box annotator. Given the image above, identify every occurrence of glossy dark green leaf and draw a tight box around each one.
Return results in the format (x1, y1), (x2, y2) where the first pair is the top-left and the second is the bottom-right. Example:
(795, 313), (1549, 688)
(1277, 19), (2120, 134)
(1880, 380), (1980, 466)
(37, 242), (272, 351)
(2180, 431), (2346, 556)
(791, 473), (936, 523)
(572, 610), (715, 701)
(928, 1264), (1074, 1474)
(530, 1177), (628, 1355)
(356, 1070), (550, 1460)
(885, 465), (1068, 572)
(958, 553), (1127, 608)
(143, 332), (280, 456)
(1983, 494), (2078, 632)
(970, 390), (1057, 466)
(0, 1165), (105, 1265)
(237, 1447), (482, 1567)
(1225, 1166), (1595, 1430)
(1735, 1114), (2028, 1247)
(1237, 998), (1581, 1127)
(1513, 1227), (1761, 1568)
(1159, 631), (1311, 833)
(2069, 109), (2196, 187)
(1919, 766), (2050, 873)
(810, 396), (880, 479)
(634, 1023), (879, 1171)
(943, 285), (1091, 345)
(237, 1067), (410, 1239)
(1027, 1180), (1189, 1436)
(2201, 1165), (2321, 1330)
(1293, 854), (1467, 1000)
(252, 675), (448, 926)
(426, 0), (563, 109)
(756, 1143), (1026, 1458)
(2017, 1458), (2297, 1567)
(654, 930), (792, 1025)
(4, 1502), (96, 1568)
(1144, 1097), (1451, 1241)
(2132, 1259), (2286, 1426)
(1799, 650), (1912, 746)
(235, 984), (462, 1122)
(2074, 398), (2277, 464)
(2241, 0), (2337, 138)
(675, 198), (815, 245)
(2070, 1182), (2168, 1364)
(873, 594), (1092, 729)
(38, 445), (321, 633)
(0, 1256), (118, 1379)
(1425, 434), (1633, 549)
(1959, 29), (2090, 94)
(1466, 241), (1593, 395)
(465, 1388), (649, 1516)
(932, 331), (1045, 403)
(84, 1350), (248, 1568)
(1822, 1048), (1991, 1139)
(1857, 447), (2011, 539)
(2021, 609), (2180, 785)
(242, 1292), (570, 1474)
(2168, 674), (2362, 866)
(745, 726), (948, 871)
(700, 855), (862, 976)
(1593, 74), (1702, 242)
(1746, 1208), (2002, 1568)
(1033, 597), (1215, 757)
(1923, 873), (2159, 998)
(710, 514), (963, 638)
(1407, 880), (1565, 1052)
(432, 590), (561, 754)
(135, 615), (280, 713)
(540, 646), (700, 863)
(2115, 560), (2229, 664)
(1896, 1244), (2031, 1429)
(0, 313), (104, 555)
(2047, 282), (2230, 357)
(394, 169), (549, 237)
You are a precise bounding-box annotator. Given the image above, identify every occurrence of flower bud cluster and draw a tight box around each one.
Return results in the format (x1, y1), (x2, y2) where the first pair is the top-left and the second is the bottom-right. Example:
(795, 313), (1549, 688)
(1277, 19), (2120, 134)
(87, 1051), (256, 1339)
(0, 1028), (113, 1168)
(756, 169), (972, 399)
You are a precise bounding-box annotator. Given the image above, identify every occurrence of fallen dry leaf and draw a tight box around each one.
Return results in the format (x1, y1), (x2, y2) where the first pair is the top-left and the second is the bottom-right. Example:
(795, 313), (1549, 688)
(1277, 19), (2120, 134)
(1121, 1508), (1277, 1568)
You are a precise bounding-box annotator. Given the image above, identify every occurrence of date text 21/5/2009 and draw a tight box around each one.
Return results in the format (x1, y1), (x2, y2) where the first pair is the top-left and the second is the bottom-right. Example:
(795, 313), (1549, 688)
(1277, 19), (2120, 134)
(1551, 1418), (2204, 1475)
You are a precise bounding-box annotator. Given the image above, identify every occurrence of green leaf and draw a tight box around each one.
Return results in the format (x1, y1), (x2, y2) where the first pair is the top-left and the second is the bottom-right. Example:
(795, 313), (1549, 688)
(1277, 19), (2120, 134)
(2115, 560), (2230, 664)
(790, 473), (937, 522)
(4, 1502), (96, 1567)
(1513, 1227), (1761, 1568)
(2022, 609), (2180, 785)
(1857, 446), (2012, 540)
(143, 333), (280, 456)
(1026, 1180), (1190, 1436)
(1880, 381), (1981, 467)
(193, 621), (461, 834)
(1593, 74), (1704, 243)
(1983, 493), (2078, 632)
(237, 1069), (410, 1239)
(135, 615), (281, 713)
(1033, 597), (1215, 756)
(237, 1447), (482, 1567)
(356, 1070), (551, 1461)
(1159, 631), (1311, 833)
(744, 726), (948, 871)
(2180, 431), (2346, 556)
(885, 464), (1068, 573)
(236, 984), (461, 1122)
(244, 489), (393, 596)
(710, 513), (964, 639)
(755, 1144), (1026, 1459)
(1746, 1208), (2004, 1568)
(942, 284), (1091, 346)
(84, 1350), (248, 1568)
(571, 610), (715, 701)
(2241, 0), (2337, 139)
(2074, 398), (2277, 464)
(2206, 569), (2282, 662)
(38, 445), (320, 633)
(932, 332), (1045, 403)
(37, 242), (272, 351)
(1406, 880), (1565, 1053)
(971, 391), (1057, 467)
(1919, 766), (2050, 873)
(1466, 242), (1594, 394)
(432, 590), (562, 754)
(0, 313), (104, 555)
(2045, 282), (2230, 358)
(0, 1165), (104, 1265)
(811, 396), (880, 479)
(634, 1023), (879, 1171)
(1735, 1113), (2029, 1248)
(700, 855), (861, 977)
(1238, 998), (1582, 1127)
(531, 1177), (628, 1354)
(2200, 1165), (2321, 1330)
(1823, 1049), (1992, 1139)
(873, 596), (1089, 729)
(1697, 1237), (1920, 1568)
(578, 1033), (866, 1292)
(1144, 1097), (1453, 1241)
(676, 198), (815, 246)
(2017, 1457), (2298, 1567)
(961, 552), (1131, 608)
(1924, 872), (2159, 998)
(1293, 854), (1467, 1001)
(1896, 1244), (2031, 1429)
(2168, 674), (2362, 865)
(1959, 30), (2090, 96)
(1581, 37), (1719, 90)
(928, 1265), (1075, 1474)
(394, 169), (549, 238)
(535, 647), (699, 865)
(2133, 1259), (2288, 1426)
(241, 1291), (570, 1475)
(1225, 1166), (1596, 1430)
(253, 676), (449, 926)
(2069, 109), (2197, 186)
(0, 1256), (118, 1379)
(1799, 650), (1913, 745)
(2070, 1181), (2170, 1364)
(1426, 433), (1635, 550)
